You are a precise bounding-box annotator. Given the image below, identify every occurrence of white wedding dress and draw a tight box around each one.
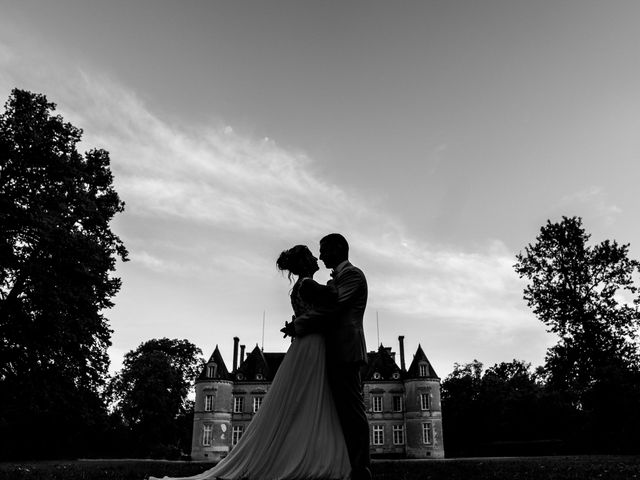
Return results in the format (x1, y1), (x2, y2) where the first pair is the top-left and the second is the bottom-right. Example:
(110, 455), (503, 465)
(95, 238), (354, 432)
(150, 278), (350, 480)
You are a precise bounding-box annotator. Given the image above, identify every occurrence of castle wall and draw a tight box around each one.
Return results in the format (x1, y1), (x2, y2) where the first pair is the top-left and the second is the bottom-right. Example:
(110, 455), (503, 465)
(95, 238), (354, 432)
(229, 382), (271, 441)
(363, 380), (407, 457)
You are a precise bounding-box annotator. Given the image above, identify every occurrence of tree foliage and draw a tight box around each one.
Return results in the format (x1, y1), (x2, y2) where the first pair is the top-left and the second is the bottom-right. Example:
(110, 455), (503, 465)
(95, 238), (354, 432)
(441, 359), (551, 456)
(0, 88), (128, 458)
(109, 338), (203, 457)
(514, 216), (640, 398)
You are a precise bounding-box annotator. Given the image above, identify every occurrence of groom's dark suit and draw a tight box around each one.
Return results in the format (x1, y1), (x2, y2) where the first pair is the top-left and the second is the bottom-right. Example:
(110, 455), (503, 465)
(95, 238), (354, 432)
(294, 261), (370, 478)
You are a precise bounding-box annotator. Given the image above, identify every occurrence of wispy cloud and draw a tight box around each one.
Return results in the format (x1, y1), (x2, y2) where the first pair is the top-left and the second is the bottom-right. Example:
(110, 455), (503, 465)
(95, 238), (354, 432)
(0, 30), (537, 353)
(559, 186), (622, 226)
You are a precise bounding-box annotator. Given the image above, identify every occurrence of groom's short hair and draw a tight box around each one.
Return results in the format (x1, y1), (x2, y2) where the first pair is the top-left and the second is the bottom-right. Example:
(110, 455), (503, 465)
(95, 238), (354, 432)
(321, 233), (349, 257)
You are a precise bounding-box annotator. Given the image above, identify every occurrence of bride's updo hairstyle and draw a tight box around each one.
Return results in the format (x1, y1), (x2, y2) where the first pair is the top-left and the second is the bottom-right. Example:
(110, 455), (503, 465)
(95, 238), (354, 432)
(277, 245), (311, 280)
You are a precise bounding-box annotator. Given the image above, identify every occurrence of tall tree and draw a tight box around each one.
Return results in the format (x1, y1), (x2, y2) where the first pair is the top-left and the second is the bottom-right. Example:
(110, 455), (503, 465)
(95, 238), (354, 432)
(109, 338), (203, 458)
(0, 88), (128, 458)
(514, 216), (640, 401)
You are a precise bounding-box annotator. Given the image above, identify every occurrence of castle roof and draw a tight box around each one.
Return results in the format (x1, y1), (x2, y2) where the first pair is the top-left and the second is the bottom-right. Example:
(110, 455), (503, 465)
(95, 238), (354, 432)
(235, 345), (285, 382)
(196, 345), (231, 381)
(198, 339), (440, 383)
(361, 344), (402, 381)
(406, 344), (440, 379)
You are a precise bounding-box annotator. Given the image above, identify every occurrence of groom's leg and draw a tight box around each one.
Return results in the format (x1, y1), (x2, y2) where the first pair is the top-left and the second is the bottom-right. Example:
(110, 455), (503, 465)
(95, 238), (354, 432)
(328, 363), (370, 475)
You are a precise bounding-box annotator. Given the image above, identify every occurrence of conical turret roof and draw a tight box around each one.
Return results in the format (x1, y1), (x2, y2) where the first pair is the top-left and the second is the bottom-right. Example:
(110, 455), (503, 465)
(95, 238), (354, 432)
(406, 344), (439, 379)
(196, 345), (231, 381)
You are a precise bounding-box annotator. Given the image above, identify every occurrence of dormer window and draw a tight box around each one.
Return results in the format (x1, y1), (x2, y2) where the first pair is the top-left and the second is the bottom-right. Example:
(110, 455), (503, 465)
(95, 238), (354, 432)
(236, 373), (244, 381)
(419, 363), (428, 377)
(207, 363), (217, 378)
(372, 372), (381, 380)
(392, 372), (400, 380)
(256, 373), (264, 381)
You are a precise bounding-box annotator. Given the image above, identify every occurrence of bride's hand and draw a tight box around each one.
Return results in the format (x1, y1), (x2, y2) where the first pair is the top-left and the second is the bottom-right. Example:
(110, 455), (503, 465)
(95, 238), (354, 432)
(280, 320), (296, 338)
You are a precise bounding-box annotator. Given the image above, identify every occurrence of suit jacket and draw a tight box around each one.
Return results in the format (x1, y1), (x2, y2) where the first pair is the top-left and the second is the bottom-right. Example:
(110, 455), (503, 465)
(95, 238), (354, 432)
(294, 262), (368, 366)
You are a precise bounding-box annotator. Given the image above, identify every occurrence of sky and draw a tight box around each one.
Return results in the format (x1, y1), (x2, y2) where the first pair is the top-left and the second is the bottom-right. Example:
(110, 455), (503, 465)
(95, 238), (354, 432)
(2, 0), (640, 378)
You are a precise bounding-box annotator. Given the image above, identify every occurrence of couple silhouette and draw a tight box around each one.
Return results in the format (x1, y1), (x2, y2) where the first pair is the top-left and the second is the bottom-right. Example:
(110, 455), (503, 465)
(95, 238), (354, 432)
(151, 233), (371, 480)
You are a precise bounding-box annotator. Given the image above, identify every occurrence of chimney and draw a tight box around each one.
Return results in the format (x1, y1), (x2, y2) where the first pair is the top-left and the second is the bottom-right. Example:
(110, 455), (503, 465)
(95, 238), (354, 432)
(398, 335), (406, 372)
(240, 344), (246, 364)
(233, 337), (239, 372)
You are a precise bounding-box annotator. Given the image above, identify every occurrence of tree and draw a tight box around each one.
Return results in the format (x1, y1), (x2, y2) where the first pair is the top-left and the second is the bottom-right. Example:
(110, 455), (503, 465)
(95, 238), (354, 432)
(440, 360), (484, 456)
(441, 360), (550, 456)
(0, 89), (128, 458)
(514, 216), (640, 453)
(109, 338), (203, 458)
(514, 216), (640, 399)
(479, 360), (543, 444)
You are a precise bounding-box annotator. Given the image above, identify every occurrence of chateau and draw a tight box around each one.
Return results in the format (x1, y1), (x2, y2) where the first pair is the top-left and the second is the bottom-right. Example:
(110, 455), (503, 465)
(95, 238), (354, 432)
(191, 336), (444, 460)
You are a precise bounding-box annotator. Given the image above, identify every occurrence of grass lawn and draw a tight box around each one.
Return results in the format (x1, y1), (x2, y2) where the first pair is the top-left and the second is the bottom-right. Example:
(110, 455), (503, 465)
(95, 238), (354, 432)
(1, 456), (639, 480)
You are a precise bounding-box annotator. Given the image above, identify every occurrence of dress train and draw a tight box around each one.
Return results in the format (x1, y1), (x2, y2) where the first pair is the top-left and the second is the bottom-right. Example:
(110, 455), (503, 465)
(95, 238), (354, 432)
(150, 333), (350, 480)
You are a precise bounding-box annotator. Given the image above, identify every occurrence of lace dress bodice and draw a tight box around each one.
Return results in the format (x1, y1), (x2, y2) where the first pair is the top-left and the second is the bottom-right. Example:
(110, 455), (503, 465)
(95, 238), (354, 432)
(291, 278), (313, 317)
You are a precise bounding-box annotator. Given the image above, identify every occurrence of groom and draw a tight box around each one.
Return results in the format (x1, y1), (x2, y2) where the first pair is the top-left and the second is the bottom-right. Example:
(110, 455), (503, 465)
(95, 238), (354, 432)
(287, 233), (371, 480)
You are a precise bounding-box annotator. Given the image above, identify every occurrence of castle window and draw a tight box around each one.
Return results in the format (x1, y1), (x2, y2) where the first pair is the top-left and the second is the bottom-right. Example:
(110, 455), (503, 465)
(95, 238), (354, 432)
(232, 425), (244, 445)
(372, 395), (383, 413)
(207, 363), (217, 378)
(205, 394), (214, 411)
(372, 425), (384, 445)
(392, 424), (405, 445)
(202, 424), (212, 446)
(253, 396), (263, 413)
(392, 395), (404, 412)
(233, 396), (244, 413)
(422, 422), (433, 444)
(419, 363), (428, 377)
(420, 393), (430, 411)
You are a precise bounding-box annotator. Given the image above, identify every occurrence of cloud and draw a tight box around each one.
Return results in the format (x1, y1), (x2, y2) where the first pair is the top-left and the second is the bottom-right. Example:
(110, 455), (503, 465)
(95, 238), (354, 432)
(0, 31), (538, 352)
(559, 186), (622, 226)
(362, 235), (530, 330)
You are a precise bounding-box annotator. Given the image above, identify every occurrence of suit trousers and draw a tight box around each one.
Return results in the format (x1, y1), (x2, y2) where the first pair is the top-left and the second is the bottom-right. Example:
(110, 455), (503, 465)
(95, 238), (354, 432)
(327, 362), (370, 472)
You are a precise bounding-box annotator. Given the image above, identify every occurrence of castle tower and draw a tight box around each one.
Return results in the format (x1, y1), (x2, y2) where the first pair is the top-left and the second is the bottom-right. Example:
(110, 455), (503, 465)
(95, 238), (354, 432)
(404, 344), (444, 458)
(191, 345), (233, 461)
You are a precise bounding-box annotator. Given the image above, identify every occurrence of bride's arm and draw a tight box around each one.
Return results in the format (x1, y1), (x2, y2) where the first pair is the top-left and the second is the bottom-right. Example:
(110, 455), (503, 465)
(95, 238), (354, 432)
(299, 278), (338, 307)
(293, 269), (362, 336)
(289, 279), (337, 336)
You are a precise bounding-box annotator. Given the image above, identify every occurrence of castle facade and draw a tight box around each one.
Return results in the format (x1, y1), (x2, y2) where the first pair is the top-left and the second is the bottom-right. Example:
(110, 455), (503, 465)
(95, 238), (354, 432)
(191, 335), (444, 461)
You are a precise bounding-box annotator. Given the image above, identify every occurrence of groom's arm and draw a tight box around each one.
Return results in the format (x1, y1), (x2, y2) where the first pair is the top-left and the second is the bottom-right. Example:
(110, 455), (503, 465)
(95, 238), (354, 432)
(294, 269), (363, 336)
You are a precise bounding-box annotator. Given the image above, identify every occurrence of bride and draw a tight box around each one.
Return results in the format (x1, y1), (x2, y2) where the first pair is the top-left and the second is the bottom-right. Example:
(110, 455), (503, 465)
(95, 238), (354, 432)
(150, 245), (350, 480)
